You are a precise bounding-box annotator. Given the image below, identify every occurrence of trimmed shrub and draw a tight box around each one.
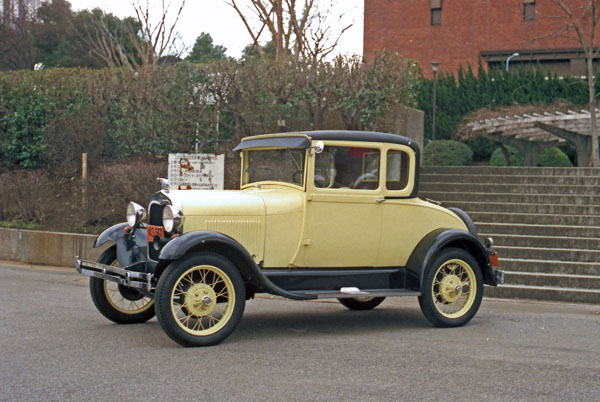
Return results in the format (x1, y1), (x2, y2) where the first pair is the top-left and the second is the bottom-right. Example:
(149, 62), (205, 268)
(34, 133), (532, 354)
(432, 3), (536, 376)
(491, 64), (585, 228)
(423, 140), (473, 166)
(490, 145), (524, 166)
(538, 147), (573, 167)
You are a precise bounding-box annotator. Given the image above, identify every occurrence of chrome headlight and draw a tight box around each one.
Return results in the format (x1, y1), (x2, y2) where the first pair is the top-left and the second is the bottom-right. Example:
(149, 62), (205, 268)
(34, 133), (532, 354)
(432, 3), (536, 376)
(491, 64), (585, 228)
(126, 202), (146, 228)
(162, 205), (183, 233)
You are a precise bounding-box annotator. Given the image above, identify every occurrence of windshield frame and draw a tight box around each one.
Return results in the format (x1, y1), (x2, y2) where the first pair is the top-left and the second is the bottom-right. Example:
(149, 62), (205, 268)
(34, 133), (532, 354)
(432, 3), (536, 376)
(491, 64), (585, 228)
(240, 147), (307, 190)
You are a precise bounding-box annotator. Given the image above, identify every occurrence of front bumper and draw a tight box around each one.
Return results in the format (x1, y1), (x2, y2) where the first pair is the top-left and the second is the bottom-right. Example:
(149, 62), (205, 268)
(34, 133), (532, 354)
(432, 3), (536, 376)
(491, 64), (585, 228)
(75, 257), (153, 291)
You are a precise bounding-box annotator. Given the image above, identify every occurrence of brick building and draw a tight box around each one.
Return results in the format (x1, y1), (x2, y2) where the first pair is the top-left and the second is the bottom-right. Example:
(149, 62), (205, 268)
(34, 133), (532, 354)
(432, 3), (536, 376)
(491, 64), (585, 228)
(364, 0), (600, 77)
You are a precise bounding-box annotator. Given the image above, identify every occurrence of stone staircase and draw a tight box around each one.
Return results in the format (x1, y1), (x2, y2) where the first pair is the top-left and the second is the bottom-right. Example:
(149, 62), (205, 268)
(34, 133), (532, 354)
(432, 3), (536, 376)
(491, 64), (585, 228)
(419, 166), (600, 304)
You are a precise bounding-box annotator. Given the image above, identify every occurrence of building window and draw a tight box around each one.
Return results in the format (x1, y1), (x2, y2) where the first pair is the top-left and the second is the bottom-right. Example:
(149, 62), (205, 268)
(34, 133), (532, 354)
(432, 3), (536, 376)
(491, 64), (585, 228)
(431, 0), (442, 25)
(523, 0), (535, 21)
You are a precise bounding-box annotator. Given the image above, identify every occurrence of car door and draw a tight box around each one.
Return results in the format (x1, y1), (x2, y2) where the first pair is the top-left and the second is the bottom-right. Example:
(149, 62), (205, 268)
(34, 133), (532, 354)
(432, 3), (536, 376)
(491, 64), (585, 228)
(294, 143), (384, 268)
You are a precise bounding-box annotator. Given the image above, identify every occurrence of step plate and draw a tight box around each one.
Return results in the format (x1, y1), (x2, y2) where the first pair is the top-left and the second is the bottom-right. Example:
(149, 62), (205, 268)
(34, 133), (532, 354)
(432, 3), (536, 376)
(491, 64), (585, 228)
(296, 289), (421, 299)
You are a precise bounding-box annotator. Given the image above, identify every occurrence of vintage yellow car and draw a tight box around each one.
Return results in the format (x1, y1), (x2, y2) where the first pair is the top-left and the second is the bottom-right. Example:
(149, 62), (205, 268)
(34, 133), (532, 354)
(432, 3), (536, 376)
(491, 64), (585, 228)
(76, 130), (502, 347)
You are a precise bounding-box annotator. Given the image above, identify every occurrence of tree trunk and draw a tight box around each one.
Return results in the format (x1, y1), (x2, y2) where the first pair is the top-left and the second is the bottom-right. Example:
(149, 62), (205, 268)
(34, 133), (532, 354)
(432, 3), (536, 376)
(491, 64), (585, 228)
(275, 0), (283, 61)
(588, 56), (600, 167)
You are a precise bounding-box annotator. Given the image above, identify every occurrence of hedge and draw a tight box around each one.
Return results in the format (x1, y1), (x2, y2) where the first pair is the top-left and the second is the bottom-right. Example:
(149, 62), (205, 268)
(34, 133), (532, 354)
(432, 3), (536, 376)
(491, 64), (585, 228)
(0, 53), (419, 172)
(417, 62), (593, 143)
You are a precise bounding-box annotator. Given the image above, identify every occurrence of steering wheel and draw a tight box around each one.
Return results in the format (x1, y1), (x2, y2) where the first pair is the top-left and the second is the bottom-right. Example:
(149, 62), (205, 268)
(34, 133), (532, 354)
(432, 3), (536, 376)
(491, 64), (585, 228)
(351, 173), (378, 189)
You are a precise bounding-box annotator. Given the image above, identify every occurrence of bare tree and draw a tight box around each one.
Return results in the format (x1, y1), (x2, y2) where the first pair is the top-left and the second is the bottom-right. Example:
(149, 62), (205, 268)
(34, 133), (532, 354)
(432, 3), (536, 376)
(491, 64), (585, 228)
(300, 2), (353, 63)
(80, 0), (186, 70)
(536, 0), (600, 166)
(225, 0), (351, 61)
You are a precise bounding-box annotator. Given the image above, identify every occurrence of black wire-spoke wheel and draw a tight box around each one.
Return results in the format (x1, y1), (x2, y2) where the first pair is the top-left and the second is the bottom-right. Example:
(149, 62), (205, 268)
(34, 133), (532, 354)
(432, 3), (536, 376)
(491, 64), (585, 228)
(89, 246), (155, 324)
(418, 248), (483, 327)
(337, 297), (386, 310)
(155, 252), (246, 347)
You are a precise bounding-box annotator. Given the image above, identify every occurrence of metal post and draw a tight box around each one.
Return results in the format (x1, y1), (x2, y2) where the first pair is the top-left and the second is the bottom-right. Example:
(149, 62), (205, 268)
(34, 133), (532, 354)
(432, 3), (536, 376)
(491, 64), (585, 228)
(82, 153), (87, 209)
(431, 62), (440, 166)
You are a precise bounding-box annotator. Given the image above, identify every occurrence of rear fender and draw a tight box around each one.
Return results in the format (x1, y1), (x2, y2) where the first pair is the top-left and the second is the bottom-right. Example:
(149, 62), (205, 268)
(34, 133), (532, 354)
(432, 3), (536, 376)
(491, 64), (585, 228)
(406, 228), (497, 291)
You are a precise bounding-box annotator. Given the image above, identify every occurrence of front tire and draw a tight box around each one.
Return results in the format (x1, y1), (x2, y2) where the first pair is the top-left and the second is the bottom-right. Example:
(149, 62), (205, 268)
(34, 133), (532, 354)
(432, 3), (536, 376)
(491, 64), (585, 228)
(418, 248), (483, 327)
(154, 252), (246, 347)
(337, 297), (385, 310)
(89, 246), (155, 324)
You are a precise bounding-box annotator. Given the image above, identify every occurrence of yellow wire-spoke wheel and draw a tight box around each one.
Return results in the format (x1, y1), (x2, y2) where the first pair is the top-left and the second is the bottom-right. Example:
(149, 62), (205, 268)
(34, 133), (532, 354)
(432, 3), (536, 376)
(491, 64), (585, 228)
(431, 259), (476, 319)
(155, 252), (246, 347)
(89, 245), (156, 324)
(103, 279), (154, 315)
(418, 248), (483, 328)
(170, 265), (235, 336)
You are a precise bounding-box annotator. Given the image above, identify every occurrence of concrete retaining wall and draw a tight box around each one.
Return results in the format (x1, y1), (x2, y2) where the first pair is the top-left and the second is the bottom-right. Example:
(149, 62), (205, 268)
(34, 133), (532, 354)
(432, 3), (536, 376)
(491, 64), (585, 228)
(0, 227), (109, 268)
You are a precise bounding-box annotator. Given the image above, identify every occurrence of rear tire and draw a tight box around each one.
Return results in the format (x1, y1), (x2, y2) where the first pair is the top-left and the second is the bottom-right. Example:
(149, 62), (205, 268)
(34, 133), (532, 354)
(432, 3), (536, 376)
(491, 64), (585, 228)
(89, 246), (155, 324)
(418, 248), (483, 327)
(337, 297), (385, 310)
(155, 252), (246, 347)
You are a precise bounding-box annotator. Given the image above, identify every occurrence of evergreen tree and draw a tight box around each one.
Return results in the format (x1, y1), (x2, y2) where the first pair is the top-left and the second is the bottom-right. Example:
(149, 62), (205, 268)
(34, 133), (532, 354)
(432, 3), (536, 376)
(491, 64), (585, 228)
(185, 33), (227, 64)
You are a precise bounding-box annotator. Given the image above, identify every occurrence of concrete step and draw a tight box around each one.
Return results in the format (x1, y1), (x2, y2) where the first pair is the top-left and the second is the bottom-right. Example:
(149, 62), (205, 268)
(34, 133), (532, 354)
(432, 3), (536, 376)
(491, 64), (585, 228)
(477, 223), (600, 238)
(419, 166), (600, 304)
(484, 284), (600, 304)
(499, 258), (600, 276)
(420, 182), (600, 196)
(502, 271), (600, 290)
(470, 212), (600, 227)
(422, 166), (600, 177)
(438, 201), (600, 216)
(482, 233), (600, 249)
(496, 245), (600, 263)
(420, 173), (600, 186)
(420, 191), (600, 206)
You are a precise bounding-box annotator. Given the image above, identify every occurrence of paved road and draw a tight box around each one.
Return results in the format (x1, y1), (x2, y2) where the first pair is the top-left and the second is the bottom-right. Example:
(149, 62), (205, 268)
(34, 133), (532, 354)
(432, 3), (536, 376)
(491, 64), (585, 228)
(1, 262), (599, 402)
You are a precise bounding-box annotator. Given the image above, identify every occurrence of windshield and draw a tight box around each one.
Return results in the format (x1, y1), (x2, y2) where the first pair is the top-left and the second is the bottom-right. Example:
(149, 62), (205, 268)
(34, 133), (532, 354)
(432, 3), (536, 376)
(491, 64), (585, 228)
(242, 148), (306, 186)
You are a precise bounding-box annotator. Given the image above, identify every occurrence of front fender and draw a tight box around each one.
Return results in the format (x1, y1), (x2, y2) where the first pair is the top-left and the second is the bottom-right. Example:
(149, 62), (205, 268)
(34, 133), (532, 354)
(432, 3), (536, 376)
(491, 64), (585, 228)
(406, 228), (497, 291)
(94, 222), (129, 248)
(94, 222), (149, 268)
(158, 231), (316, 300)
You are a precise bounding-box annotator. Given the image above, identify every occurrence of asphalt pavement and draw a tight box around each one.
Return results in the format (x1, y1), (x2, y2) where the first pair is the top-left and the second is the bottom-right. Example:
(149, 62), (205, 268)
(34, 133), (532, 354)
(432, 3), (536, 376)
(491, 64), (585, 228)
(1, 262), (599, 402)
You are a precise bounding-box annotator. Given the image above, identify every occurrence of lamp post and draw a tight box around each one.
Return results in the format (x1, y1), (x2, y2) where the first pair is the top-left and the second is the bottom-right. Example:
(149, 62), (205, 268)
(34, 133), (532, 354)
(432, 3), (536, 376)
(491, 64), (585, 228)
(431, 61), (440, 166)
(506, 52), (519, 72)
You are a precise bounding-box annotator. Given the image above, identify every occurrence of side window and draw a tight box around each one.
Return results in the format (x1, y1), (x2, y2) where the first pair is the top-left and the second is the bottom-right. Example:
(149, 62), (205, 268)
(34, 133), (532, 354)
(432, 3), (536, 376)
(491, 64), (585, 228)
(386, 150), (410, 191)
(314, 146), (380, 190)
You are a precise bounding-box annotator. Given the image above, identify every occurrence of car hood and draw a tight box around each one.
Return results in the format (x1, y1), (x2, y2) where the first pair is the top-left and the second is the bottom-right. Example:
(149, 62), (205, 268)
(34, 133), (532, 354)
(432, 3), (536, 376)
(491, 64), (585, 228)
(164, 187), (304, 217)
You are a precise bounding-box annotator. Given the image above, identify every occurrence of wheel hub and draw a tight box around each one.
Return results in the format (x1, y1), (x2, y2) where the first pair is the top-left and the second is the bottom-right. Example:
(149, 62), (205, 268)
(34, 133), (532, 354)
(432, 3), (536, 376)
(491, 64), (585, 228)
(184, 283), (217, 317)
(439, 275), (462, 303)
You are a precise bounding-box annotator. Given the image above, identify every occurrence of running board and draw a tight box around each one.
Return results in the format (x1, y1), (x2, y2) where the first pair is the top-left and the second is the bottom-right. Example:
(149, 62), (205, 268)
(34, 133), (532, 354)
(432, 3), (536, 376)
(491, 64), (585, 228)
(294, 289), (421, 299)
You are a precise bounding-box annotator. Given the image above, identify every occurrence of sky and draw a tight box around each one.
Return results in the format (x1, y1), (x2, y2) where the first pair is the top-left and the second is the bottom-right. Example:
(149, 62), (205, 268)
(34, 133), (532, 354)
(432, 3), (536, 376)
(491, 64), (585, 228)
(68, 0), (364, 59)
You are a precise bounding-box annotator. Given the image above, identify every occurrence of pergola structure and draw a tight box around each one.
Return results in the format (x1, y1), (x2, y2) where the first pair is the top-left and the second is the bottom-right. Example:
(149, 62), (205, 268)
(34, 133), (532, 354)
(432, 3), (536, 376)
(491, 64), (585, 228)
(468, 109), (597, 167)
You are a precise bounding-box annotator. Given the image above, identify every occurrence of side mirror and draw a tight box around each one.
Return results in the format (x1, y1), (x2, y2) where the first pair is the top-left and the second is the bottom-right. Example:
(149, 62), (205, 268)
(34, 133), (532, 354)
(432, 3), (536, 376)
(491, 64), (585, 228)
(313, 141), (324, 154)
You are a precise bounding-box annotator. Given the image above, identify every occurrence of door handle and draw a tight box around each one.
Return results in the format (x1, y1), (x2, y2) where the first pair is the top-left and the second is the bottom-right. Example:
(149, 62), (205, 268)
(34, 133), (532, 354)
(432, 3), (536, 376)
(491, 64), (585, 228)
(376, 197), (385, 203)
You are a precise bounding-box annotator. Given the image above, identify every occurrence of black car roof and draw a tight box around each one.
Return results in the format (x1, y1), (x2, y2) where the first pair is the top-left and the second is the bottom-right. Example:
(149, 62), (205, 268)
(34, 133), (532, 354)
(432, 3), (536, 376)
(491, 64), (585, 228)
(235, 130), (419, 152)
